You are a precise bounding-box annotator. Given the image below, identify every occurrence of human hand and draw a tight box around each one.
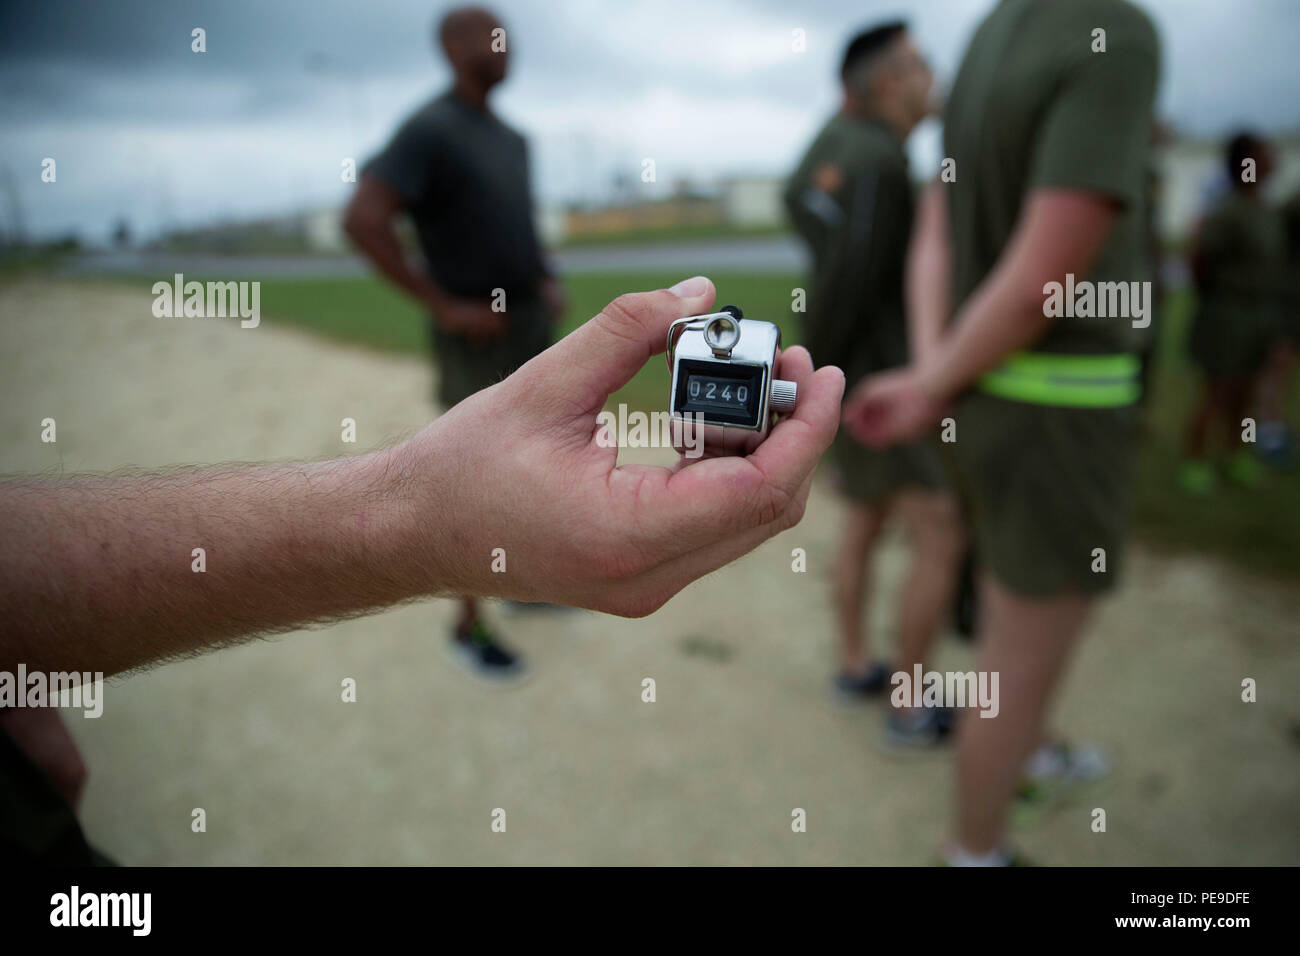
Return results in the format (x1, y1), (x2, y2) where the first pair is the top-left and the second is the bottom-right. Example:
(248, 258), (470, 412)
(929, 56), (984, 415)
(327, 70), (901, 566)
(540, 276), (567, 325)
(431, 294), (507, 345)
(390, 276), (845, 617)
(0, 708), (87, 809)
(841, 365), (947, 447)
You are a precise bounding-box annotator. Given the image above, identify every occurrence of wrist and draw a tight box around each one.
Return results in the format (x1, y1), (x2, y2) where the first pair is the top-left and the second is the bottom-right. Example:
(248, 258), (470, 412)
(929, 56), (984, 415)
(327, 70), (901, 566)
(352, 440), (447, 601)
(916, 351), (954, 405)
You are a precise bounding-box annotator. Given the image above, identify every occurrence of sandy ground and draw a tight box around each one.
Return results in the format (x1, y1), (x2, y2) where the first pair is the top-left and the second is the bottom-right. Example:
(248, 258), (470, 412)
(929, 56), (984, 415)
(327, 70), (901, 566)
(1, 277), (1297, 865)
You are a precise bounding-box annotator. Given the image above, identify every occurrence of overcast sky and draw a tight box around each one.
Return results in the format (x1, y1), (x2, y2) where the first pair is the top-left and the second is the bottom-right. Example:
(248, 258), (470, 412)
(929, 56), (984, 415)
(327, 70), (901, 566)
(2, 0), (1297, 243)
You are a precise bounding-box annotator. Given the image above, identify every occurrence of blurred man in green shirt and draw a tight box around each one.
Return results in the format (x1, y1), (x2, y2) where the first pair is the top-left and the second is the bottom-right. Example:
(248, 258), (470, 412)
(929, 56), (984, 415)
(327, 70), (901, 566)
(1182, 132), (1285, 491)
(1260, 186), (1300, 466)
(845, 0), (1159, 864)
(784, 23), (964, 750)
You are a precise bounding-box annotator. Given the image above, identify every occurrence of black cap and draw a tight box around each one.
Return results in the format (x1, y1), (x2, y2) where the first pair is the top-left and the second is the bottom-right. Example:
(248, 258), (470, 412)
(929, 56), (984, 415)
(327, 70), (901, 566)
(720, 304), (743, 320)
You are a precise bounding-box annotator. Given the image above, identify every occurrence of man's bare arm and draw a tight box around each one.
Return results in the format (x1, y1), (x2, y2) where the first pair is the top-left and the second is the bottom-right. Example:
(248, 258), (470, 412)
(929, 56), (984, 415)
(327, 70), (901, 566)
(843, 189), (1121, 445)
(917, 189), (1118, 400)
(342, 174), (443, 309)
(343, 174), (504, 342)
(905, 180), (951, 363)
(0, 451), (422, 676)
(0, 279), (845, 678)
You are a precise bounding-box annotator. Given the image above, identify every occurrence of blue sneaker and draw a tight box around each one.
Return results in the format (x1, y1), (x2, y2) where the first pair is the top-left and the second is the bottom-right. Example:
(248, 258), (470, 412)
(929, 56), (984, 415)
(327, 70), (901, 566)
(833, 661), (891, 701)
(882, 707), (956, 755)
(450, 620), (529, 686)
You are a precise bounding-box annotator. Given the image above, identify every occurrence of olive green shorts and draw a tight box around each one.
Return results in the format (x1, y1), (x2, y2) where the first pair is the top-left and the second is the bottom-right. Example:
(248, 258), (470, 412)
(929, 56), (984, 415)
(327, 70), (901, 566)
(1188, 306), (1274, 382)
(830, 428), (951, 504)
(430, 301), (551, 409)
(1277, 292), (1300, 345)
(947, 390), (1139, 598)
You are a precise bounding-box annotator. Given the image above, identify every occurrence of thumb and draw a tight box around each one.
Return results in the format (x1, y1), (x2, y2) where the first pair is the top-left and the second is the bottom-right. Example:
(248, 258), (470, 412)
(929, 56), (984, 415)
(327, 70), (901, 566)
(530, 276), (716, 414)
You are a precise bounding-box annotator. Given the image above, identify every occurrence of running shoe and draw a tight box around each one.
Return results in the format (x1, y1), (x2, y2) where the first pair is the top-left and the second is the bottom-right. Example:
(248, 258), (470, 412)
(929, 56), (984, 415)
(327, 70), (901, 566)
(1013, 741), (1110, 826)
(450, 620), (529, 686)
(881, 706), (956, 754)
(833, 661), (891, 701)
(1177, 459), (1216, 496)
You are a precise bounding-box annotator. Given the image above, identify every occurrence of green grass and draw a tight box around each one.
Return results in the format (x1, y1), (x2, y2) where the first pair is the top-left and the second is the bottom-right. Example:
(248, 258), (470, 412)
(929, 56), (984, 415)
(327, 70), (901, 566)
(1131, 289), (1300, 581)
(82, 270), (1300, 581)
(556, 223), (789, 249)
(257, 276), (433, 354)
(251, 271), (806, 414)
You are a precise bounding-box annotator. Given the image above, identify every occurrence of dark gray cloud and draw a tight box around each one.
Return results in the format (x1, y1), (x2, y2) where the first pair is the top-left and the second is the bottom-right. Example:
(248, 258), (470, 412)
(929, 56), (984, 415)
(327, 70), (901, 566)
(3, 0), (1297, 242)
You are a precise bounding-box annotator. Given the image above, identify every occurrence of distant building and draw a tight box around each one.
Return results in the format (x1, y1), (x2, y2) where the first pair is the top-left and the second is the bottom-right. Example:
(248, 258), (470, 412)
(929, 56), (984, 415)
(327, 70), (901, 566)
(1154, 131), (1300, 242)
(150, 132), (1300, 257)
(721, 176), (784, 228)
(303, 208), (346, 253)
(563, 196), (725, 238)
(536, 205), (567, 246)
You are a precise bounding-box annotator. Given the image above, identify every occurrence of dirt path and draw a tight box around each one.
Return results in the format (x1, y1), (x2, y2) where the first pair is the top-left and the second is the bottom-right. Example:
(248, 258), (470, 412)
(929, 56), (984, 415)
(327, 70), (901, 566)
(1, 278), (1296, 865)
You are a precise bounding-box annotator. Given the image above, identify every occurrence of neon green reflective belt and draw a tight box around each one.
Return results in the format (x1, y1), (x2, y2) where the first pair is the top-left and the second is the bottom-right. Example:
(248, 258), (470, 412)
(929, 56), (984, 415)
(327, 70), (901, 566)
(977, 351), (1141, 408)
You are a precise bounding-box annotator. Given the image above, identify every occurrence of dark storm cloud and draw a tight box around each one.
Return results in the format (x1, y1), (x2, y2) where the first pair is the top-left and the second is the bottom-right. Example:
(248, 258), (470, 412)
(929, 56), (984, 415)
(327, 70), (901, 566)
(2, 0), (1297, 243)
(0, 0), (430, 75)
(4, 0), (1296, 129)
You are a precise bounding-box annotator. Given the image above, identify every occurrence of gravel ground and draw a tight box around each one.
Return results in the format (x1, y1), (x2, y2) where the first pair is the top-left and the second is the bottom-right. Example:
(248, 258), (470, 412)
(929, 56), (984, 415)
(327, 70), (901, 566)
(1, 277), (1296, 865)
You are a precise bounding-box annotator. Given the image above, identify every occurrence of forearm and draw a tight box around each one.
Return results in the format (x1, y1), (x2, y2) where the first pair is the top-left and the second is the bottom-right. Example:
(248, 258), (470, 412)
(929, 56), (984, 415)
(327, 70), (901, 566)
(0, 445), (438, 676)
(906, 184), (951, 361)
(348, 221), (443, 309)
(918, 263), (1050, 401)
(918, 190), (1117, 401)
(906, 234), (950, 362)
(0, 280), (842, 680)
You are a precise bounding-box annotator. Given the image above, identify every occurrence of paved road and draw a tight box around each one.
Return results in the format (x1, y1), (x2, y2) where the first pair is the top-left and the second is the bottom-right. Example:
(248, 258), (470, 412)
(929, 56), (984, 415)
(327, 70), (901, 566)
(61, 236), (811, 280)
(62, 239), (1190, 289)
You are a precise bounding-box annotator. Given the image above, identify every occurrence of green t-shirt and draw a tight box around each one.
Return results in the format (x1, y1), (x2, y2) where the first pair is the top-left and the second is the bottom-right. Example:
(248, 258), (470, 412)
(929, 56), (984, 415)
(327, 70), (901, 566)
(783, 112), (913, 381)
(1195, 191), (1285, 328)
(1279, 190), (1300, 322)
(943, 0), (1161, 355)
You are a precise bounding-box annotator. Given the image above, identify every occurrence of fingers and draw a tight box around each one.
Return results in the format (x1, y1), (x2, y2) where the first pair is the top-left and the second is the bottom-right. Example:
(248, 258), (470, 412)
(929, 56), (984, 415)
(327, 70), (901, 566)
(742, 347), (845, 509)
(473, 310), (508, 344)
(596, 469), (818, 617)
(841, 372), (904, 446)
(844, 404), (888, 446)
(841, 377), (872, 421)
(528, 276), (717, 415)
(636, 348), (842, 552)
(841, 383), (875, 443)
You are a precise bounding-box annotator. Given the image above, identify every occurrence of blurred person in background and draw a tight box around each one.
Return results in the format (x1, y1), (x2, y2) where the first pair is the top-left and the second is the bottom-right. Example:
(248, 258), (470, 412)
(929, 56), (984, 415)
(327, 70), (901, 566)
(1181, 132), (1284, 492)
(783, 23), (964, 751)
(1135, 123), (1172, 414)
(1255, 184), (1300, 468)
(344, 5), (565, 684)
(845, 0), (1160, 864)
